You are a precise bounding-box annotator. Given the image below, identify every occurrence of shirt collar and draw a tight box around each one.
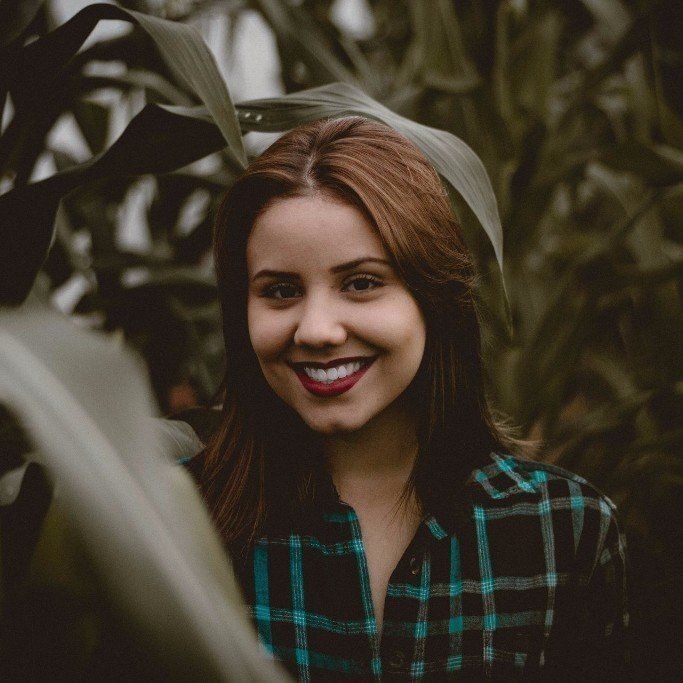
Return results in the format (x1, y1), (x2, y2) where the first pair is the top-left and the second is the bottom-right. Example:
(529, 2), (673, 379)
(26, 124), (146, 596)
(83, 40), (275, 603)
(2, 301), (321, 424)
(468, 451), (539, 500)
(427, 452), (541, 538)
(262, 451), (541, 541)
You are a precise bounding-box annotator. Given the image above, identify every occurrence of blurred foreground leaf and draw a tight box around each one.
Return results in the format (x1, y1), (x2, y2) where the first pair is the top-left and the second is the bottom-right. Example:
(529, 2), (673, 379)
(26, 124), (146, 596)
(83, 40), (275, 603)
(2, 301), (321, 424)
(0, 294), (284, 680)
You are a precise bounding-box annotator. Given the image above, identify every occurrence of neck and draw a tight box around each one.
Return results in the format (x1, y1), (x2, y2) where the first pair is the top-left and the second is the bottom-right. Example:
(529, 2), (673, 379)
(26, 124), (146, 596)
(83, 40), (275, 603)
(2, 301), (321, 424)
(324, 399), (420, 514)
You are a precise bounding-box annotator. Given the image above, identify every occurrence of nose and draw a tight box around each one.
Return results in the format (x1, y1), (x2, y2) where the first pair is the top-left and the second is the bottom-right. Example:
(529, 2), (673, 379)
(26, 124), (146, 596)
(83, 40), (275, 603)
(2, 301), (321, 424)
(293, 291), (347, 348)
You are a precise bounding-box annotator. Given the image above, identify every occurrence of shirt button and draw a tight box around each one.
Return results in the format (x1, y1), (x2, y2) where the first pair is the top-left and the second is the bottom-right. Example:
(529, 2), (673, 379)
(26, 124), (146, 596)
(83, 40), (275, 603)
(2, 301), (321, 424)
(409, 555), (421, 575)
(387, 650), (405, 668)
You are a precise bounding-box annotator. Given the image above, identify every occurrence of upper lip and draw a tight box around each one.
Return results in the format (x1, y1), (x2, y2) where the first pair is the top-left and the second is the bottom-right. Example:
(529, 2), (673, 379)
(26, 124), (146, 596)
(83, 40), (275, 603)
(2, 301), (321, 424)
(288, 356), (376, 369)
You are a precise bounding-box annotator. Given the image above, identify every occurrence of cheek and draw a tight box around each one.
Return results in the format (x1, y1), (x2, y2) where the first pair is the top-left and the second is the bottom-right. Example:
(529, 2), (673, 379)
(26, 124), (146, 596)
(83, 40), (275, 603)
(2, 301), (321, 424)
(247, 303), (287, 361)
(373, 300), (426, 356)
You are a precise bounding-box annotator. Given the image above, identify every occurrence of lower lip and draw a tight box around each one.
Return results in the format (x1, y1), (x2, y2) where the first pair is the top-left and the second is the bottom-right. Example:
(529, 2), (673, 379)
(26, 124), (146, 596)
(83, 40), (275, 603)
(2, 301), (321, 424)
(293, 360), (376, 397)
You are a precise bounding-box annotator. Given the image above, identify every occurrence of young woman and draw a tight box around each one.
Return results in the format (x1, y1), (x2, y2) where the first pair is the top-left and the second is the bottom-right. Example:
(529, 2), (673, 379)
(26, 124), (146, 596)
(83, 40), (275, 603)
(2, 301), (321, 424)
(184, 116), (628, 680)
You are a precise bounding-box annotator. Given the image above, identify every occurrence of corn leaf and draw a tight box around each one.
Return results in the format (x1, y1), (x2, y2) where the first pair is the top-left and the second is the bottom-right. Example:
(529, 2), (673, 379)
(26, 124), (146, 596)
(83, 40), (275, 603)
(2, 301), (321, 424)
(252, 0), (361, 88)
(409, 0), (481, 94)
(1, 2), (245, 168)
(0, 104), (224, 305)
(0, 295), (284, 680)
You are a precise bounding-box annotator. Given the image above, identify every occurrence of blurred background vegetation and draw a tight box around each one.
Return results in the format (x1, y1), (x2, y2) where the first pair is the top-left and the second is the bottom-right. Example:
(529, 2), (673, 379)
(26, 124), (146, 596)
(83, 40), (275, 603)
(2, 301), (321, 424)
(1, 0), (681, 679)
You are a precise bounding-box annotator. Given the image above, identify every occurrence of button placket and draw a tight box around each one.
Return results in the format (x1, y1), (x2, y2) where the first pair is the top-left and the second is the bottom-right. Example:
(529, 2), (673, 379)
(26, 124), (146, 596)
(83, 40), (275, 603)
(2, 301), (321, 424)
(381, 533), (429, 674)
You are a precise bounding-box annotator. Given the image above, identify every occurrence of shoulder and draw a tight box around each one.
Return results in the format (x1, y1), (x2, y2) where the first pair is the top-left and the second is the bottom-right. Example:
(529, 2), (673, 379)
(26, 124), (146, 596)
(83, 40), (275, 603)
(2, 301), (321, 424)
(470, 451), (617, 512)
(466, 452), (624, 574)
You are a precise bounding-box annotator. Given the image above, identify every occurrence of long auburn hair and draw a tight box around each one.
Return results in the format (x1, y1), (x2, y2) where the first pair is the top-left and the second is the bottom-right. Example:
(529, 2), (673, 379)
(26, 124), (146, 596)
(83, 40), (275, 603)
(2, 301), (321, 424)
(194, 115), (521, 556)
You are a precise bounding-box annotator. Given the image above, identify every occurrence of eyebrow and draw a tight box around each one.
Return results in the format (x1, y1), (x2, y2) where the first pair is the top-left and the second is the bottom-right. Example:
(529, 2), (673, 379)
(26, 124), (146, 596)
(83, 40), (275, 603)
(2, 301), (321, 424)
(251, 257), (392, 281)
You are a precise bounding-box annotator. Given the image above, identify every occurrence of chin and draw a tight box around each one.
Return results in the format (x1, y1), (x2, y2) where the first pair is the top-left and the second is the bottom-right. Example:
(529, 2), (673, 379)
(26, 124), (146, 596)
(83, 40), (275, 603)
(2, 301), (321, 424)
(302, 412), (369, 436)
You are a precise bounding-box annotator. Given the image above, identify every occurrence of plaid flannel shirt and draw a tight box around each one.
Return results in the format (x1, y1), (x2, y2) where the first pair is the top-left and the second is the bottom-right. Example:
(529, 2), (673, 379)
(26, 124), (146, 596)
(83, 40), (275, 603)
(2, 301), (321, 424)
(184, 451), (628, 680)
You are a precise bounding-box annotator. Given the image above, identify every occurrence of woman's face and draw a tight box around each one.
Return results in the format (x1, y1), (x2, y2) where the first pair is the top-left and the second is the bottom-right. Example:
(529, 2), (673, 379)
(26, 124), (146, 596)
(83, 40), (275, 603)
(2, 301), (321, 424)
(246, 194), (426, 435)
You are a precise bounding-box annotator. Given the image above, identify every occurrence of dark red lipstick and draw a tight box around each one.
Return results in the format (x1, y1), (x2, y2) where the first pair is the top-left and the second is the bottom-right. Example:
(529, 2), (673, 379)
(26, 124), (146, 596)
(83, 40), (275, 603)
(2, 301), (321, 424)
(291, 357), (376, 397)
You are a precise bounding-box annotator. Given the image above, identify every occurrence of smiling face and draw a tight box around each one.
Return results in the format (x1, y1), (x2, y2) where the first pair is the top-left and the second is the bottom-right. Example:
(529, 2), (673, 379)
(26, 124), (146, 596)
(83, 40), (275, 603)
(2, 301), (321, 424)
(246, 194), (427, 436)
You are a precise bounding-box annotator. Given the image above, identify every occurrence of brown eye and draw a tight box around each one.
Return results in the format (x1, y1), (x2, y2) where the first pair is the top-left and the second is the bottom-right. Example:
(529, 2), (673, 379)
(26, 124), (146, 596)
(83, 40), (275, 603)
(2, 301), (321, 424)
(264, 283), (300, 299)
(344, 275), (383, 293)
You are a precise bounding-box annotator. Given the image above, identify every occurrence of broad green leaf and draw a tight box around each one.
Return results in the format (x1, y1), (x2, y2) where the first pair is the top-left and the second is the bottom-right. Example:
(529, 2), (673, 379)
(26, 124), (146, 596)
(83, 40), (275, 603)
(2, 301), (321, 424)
(125, 6), (245, 168)
(79, 68), (195, 106)
(0, 175), (67, 306)
(2, 2), (245, 167)
(1, 1), (245, 305)
(71, 98), (110, 156)
(0, 103), (225, 305)
(236, 82), (507, 295)
(85, 103), (224, 176)
(253, 0), (361, 88)
(154, 417), (205, 462)
(0, 296), (285, 680)
(512, 9), (562, 118)
(409, 0), (481, 94)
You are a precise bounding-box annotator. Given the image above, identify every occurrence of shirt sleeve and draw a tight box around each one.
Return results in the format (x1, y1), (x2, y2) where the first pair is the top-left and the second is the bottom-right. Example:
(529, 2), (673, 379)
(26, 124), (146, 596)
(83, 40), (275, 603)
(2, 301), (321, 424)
(544, 495), (630, 677)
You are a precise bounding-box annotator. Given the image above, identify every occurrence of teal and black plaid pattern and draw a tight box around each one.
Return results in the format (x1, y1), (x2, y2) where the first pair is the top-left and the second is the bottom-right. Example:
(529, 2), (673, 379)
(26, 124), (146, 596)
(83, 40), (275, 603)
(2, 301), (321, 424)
(187, 453), (629, 680)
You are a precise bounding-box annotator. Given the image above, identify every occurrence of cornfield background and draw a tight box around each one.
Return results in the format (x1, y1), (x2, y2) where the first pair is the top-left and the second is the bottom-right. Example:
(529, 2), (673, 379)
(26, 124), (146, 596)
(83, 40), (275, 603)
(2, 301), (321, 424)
(1, 0), (681, 679)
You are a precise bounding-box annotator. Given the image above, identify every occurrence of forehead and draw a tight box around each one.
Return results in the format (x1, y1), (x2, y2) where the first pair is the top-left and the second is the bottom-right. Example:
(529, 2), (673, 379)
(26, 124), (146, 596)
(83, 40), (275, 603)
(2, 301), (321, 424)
(246, 195), (387, 273)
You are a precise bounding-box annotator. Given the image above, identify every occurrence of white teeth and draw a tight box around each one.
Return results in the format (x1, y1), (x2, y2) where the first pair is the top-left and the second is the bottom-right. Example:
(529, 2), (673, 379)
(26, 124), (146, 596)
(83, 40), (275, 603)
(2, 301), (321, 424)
(302, 360), (369, 383)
